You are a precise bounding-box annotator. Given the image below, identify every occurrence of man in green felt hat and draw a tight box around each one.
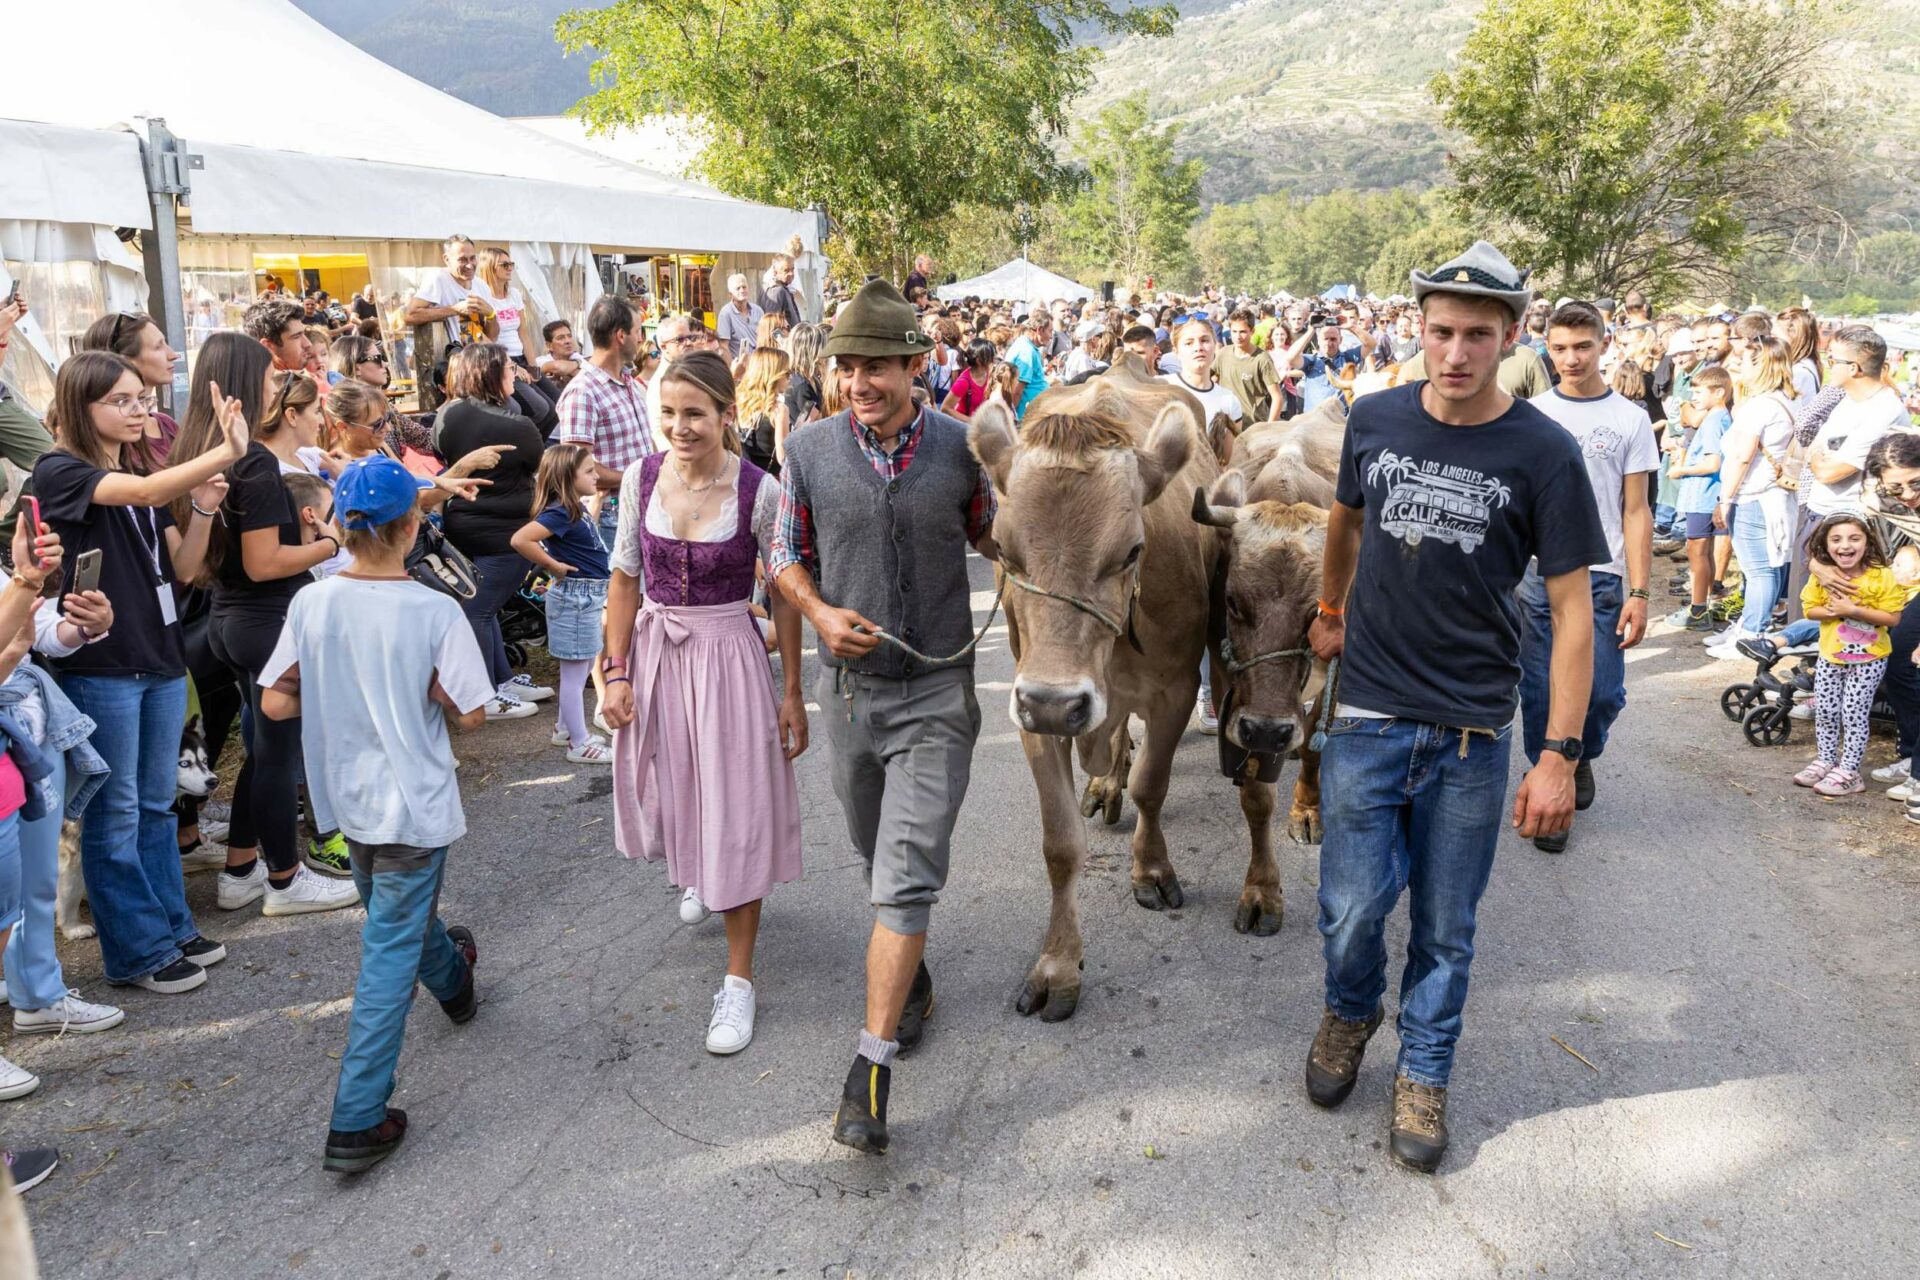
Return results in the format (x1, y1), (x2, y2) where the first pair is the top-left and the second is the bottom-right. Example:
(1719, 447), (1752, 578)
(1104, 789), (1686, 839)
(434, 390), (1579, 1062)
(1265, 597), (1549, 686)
(769, 277), (1000, 1155)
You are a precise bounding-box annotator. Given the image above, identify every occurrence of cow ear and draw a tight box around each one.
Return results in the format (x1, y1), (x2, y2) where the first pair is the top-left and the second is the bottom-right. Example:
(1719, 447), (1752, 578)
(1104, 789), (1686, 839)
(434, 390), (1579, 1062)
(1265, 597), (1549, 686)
(1135, 401), (1194, 505)
(970, 400), (1018, 493)
(1209, 469), (1246, 507)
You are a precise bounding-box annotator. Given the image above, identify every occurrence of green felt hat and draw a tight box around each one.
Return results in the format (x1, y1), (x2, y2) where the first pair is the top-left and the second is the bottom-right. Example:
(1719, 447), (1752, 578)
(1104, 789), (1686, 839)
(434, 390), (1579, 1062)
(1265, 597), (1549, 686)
(824, 279), (934, 359)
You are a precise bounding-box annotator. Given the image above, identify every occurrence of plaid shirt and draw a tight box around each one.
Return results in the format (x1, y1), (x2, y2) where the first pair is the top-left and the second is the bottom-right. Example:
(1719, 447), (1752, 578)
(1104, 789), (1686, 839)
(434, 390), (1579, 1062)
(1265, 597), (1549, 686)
(554, 361), (654, 471)
(768, 408), (997, 581)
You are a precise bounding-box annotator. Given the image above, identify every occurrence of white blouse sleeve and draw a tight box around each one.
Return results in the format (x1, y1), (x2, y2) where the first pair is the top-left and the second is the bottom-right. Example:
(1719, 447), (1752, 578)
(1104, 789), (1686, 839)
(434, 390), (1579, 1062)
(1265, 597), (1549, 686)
(752, 472), (782, 564)
(609, 460), (646, 578)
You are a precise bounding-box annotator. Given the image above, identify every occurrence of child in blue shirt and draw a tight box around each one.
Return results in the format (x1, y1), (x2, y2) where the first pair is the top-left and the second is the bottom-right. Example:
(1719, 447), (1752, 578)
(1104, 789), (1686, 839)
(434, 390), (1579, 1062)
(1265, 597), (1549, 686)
(510, 444), (612, 763)
(1664, 364), (1732, 631)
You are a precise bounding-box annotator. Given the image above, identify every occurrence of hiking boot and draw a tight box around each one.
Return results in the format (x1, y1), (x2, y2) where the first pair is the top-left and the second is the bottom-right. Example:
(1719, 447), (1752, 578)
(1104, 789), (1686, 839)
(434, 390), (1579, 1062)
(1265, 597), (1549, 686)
(1533, 828), (1570, 854)
(830, 1055), (891, 1154)
(894, 962), (935, 1054)
(324, 1107), (407, 1174)
(1305, 1003), (1383, 1108)
(1389, 1075), (1450, 1173)
(439, 926), (478, 1024)
(1573, 759), (1595, 811)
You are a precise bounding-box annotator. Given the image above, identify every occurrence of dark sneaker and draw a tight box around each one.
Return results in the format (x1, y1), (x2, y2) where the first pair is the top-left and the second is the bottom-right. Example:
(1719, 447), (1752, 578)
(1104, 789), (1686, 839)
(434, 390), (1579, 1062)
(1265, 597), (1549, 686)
(439, 926), (478, 1025)
(179, 935), (227, 968)
(1533, 829), (1570, 854)
(4, 1146), (58, 1193)
(1573, 759), (1595, 811)
(304, 832), (352, 878)
(1305, 1004), (1383, 1108)
(831, 1055), (891, 1154)
(1390, 1076), (1450, 1172)
(323, 1107), (407, 1174)
(1684, 605), (1715, 633)
(113, 957), (206, 995)
(894, 961), (934, 1054)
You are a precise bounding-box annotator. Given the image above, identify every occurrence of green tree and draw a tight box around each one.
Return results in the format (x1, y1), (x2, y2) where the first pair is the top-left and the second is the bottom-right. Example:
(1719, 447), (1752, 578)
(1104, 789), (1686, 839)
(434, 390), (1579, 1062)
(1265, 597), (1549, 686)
(1059, 94), (1203, 289)
(558, 0), (1175, 281)
(1431, 0), (1846, 299)
(1190, 202), (1262, 290)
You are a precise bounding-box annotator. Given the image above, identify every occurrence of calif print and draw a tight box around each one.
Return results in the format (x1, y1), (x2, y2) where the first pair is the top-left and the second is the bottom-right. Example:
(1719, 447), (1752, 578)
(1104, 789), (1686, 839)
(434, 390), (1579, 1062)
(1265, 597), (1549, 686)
(1367, 448), (1513, 555)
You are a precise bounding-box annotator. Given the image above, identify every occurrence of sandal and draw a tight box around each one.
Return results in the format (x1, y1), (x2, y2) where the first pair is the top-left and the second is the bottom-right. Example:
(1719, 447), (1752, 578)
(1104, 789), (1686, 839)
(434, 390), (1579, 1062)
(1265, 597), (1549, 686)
(1793, 760), (1834, 788)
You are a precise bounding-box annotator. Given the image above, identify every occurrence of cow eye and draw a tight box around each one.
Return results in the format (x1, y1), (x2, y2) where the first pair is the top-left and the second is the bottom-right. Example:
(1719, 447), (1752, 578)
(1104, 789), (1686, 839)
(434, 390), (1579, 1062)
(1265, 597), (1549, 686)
(1122, 542), (1144, 568)
(1226, 595), (1248, 622)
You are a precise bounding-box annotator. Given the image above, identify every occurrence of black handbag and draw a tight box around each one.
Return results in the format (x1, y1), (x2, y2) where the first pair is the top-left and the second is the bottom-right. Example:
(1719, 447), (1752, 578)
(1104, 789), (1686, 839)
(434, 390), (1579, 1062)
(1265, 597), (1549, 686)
(405, 521), (478, 601)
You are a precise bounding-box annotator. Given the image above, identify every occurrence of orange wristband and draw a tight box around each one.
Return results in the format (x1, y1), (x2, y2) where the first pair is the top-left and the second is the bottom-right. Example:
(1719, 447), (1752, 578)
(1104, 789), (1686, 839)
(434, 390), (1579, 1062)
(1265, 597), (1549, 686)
(1316, 599), (1345, 617)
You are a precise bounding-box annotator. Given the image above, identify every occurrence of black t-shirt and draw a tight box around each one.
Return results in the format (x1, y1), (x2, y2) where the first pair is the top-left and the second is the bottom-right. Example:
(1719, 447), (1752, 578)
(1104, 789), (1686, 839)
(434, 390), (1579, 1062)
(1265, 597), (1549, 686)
(214, 442), (308, 611)
(351, 297), (378, 321)
(436, 397), (545, 558)
(31, 449), (186, 677)
(1334, 382), (1608, 729)
(783, 373), (821, 427)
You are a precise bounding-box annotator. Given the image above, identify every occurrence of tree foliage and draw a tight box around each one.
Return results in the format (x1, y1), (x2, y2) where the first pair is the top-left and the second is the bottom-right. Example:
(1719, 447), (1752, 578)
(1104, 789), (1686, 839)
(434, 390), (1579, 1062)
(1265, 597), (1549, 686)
(557, 0), (1175, 279)
(1431, 0), (1847, 299)
(1187, 188), (1469, 297)
(1058, 94), (1202, 289)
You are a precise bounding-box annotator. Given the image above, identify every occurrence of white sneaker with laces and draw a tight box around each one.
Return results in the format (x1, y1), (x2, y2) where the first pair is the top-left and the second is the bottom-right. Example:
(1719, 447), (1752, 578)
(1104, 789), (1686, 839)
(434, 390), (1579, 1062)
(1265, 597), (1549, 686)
(1871, 758), (1911, 784)
(262, 865), (362, 917)
(499, 674), (555, 703)
(1888, 779), (1915, 803)
(679, 887), (711, 925)
(216, 861), (268, 911)
(179, 839), (227, 873)
(705, 975), (756, 1055)
(567, 736), (614, 764)
(484, 694), (538, 721)
(0, 1054), (39, 1100)
(1197, 695), (1219, 736)
(14, 991), (125, 1036)
(198, 817), (231, 844)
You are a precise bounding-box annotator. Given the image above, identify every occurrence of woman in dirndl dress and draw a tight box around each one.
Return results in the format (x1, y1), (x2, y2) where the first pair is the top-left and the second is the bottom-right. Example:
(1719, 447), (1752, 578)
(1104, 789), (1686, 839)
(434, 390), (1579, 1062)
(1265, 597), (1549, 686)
(602, 350), (806, 1057)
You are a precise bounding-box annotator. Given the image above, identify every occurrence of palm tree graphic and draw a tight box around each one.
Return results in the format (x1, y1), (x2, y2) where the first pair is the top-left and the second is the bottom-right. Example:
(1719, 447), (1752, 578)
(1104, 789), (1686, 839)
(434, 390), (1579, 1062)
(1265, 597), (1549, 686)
(1481, 476), (1512, 508)
(1367, 449), (1420, 488)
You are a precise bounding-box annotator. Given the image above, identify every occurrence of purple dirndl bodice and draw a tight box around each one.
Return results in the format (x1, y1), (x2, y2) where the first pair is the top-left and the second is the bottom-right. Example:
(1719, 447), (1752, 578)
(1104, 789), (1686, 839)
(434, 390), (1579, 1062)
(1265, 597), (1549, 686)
(636, 452), (766, 606)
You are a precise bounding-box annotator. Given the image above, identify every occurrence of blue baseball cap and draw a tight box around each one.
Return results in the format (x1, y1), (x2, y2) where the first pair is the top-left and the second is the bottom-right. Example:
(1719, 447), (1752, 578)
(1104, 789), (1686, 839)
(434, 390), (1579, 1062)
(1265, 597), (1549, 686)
(334, 455), (420, 530)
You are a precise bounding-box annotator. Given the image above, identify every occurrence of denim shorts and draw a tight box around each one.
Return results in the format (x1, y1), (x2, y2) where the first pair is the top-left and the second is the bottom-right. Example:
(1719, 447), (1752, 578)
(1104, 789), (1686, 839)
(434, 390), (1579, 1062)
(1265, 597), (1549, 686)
(544, 575), (608, 660)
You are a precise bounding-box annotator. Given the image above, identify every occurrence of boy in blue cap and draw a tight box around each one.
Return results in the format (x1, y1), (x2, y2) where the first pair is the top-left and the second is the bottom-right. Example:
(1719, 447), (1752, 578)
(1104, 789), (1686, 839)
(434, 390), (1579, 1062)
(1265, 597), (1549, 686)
(259, 456), (495, 1174)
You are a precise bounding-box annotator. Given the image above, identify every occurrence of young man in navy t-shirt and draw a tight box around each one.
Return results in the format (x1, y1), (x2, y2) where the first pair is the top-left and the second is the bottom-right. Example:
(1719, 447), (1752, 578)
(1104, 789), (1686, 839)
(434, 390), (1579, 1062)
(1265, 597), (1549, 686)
(1304, 241), (1608, 1174)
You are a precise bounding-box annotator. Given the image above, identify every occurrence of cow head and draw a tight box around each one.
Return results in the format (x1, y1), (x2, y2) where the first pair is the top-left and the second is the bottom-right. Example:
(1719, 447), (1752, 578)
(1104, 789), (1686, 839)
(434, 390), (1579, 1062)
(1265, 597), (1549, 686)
(972, 389), (1192, 737)
(1192, 471), (1326, 758)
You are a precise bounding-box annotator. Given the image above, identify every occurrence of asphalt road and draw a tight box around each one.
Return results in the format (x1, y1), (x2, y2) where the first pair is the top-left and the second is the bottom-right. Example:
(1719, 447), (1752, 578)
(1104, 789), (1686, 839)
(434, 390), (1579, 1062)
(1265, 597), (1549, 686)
(12, 552), (1920, 1279)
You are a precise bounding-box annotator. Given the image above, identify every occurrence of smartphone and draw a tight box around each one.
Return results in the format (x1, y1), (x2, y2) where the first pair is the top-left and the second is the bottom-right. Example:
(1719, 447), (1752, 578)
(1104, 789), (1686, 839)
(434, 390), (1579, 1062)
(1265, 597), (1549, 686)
(72, 548), (102, 596)
(21, 497), (41, 567)
(3, 282), (18, 308)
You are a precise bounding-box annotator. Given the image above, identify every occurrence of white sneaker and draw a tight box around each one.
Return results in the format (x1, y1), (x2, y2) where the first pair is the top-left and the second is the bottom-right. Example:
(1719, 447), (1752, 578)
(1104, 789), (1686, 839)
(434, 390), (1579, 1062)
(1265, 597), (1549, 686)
(679, 887), (711, 925)
(14, 991), (125, 1036)
(1871, 758), (1912, 784)
(594, 706), (613, 735)
(179, 840), (226, 873)
(484, 693), (538, 721)
(0, 1054), (39, 1100)
(262, 865), (362, 917)
(1888, 779), (1915, 803)
(499, 674), (554, 703)
(1788, 702), (1813, 720)
(567, 736), (613, 764)
(705, 976), (755, 1055)
(198, 818), (231, 844)
(216, 861), (268, 911)
(550, 726), (572, 746)
(1197, 695), (1219, 736)
(0, 979), (8, 1006)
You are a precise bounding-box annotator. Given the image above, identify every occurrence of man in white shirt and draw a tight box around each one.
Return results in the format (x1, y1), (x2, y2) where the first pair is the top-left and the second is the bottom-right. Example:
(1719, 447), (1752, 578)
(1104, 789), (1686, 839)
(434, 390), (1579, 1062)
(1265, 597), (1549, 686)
(1806, 326), (1907, 516)
(1517, 301), (1658, 852)
(716, 273), (764, 360)
(403, 234), (497, 409)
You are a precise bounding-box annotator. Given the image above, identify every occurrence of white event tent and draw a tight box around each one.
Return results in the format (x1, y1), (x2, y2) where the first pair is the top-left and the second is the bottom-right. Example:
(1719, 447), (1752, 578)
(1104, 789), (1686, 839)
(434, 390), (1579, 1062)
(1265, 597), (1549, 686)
(0, 0), (820, 405)
(937, 258), (1097, 304)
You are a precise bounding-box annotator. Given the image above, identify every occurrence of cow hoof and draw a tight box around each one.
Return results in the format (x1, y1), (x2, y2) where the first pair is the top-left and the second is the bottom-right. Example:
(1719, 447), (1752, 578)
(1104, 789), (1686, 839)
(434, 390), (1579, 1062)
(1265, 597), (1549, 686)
(1287, 810), (1324, 845)
(1102, 787), (1123, 825)
(61, 923), (96, 941)
(1233, 895), (1284, 937)
(1131, 874), (1185, 912)
(1080, 780), (1125, 824)
(1015, 978), (1082, 1021)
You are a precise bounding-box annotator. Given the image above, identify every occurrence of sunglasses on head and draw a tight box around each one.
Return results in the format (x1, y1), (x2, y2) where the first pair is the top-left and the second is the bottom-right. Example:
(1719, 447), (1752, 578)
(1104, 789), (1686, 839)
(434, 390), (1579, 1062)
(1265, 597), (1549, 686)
(108, 310), (146, 349)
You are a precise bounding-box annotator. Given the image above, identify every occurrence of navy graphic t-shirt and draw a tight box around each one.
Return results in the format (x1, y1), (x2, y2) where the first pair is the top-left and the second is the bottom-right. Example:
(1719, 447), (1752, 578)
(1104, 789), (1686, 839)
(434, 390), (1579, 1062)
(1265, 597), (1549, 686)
(1334, 381), (1607, 729)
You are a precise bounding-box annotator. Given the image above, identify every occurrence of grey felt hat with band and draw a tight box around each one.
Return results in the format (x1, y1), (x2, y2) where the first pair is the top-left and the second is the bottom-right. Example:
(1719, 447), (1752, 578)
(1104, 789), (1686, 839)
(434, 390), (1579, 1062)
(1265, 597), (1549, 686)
(1409, 240), (1534, 323)
(823, 278), (935, 360)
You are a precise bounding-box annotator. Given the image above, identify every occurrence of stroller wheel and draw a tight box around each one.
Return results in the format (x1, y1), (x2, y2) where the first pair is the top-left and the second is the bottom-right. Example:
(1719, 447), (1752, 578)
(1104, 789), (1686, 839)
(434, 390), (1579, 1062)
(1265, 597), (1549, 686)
(1742, 702), (1793, 748)
(1721, 683), (1758, 722)
(504, 641), (527, 669)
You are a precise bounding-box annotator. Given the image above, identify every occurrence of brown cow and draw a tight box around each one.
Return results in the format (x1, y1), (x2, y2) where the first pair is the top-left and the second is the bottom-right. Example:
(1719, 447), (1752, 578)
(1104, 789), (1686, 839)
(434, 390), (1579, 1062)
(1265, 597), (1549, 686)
(970, 356), (1285, 1022)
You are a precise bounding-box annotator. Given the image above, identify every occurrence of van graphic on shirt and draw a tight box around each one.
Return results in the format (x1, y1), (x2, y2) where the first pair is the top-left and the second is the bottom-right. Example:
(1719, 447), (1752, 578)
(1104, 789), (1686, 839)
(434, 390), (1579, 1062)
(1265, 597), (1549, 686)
(1367, 448), (1512, 554)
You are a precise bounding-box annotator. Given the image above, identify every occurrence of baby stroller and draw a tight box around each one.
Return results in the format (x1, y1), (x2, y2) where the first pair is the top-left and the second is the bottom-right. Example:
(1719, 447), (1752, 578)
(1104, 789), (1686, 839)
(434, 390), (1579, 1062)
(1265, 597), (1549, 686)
(499, 568), (551, 669)
(1722, 635), (1817, 747)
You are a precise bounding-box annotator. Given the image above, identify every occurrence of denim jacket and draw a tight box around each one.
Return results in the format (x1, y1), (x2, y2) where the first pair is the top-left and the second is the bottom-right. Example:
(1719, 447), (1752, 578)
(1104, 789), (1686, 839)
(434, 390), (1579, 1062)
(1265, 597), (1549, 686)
(0, 660), (108, 820)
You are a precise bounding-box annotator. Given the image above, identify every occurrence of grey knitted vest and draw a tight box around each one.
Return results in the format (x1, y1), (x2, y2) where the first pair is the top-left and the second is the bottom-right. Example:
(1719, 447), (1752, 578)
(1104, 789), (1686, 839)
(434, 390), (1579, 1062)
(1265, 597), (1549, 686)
(782, 409), (981, 679)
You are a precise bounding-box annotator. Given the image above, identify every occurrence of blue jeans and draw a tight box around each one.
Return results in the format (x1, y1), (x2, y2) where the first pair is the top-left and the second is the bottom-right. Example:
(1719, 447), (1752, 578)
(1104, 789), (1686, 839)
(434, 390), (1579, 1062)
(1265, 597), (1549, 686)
(1653, 502), (1677, 536)
(461, 552), (529, 689)
(1730, 502), (1786, 636)
(330, 843), (469, 1133)
(1318, 715), (1513, 1088)
(0, 811), (20, 934)
(1516, 566), (1625, 765)
(60, 674), (195, 982)
(4, 753), (70, 1009)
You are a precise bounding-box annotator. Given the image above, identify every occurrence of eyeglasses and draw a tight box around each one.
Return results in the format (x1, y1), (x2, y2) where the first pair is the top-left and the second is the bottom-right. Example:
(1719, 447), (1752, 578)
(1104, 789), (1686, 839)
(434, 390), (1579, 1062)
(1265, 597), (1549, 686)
(662, 334), (699, 348)
(498, 261), (514, 271)
(1876, 478), (1920, 499)
(100, 391), (158, 415)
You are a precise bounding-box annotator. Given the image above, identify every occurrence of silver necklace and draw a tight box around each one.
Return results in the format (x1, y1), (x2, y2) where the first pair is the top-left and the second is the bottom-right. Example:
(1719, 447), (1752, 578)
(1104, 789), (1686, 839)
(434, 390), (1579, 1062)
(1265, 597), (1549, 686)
(670, 457), (727, 521)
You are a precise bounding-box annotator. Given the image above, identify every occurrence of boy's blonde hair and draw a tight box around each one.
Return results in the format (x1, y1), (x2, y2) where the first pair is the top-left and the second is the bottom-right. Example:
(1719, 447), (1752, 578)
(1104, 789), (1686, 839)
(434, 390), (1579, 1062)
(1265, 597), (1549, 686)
(341, 508), (419, 558)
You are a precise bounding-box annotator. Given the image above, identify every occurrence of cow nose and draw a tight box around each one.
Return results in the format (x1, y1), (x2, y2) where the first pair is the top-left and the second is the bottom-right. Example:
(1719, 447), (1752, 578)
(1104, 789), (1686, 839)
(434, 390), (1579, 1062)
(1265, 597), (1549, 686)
(1235, 715), (1296, 756)
(1013, 679), (1097, 737)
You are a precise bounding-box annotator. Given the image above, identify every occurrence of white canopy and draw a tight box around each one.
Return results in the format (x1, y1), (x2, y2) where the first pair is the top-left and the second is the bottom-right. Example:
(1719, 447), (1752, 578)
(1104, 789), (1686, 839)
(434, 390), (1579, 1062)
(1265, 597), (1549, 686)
(0, 0), (816, 254)
(937, 258), (1096, 303)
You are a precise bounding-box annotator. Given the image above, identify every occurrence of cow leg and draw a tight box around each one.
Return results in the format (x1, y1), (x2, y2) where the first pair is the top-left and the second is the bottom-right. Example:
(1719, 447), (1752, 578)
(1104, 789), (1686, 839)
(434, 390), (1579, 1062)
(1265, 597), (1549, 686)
(1234, 777), (1284, 936)
(1288, 746), (1324, 845)
(1077, 718), (1132, 825)
(1014, 729), (1088, 1022)
(1127, 676), (1197, 912)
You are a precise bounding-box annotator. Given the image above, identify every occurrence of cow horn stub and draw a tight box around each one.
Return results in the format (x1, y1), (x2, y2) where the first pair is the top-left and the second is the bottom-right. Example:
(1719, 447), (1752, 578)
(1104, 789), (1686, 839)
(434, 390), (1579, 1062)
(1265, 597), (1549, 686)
(1190, 485), (1241, 530)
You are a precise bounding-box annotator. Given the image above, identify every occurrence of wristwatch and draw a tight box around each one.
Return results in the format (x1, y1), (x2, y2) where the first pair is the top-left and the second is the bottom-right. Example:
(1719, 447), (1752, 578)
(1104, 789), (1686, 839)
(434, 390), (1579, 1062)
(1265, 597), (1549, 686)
(1541, 737), (1584, 762)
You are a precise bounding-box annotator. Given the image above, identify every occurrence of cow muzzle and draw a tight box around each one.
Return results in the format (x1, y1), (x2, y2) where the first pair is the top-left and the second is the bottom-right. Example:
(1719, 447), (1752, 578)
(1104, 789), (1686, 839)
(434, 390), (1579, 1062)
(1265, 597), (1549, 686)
(1011, 677), (1105, 738)
(1230, 713), (1297, 757)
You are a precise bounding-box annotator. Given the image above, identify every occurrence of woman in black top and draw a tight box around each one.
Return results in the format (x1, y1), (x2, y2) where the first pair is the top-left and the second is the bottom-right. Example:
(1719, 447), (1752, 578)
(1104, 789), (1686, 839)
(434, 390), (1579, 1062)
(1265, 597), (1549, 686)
(437, 343), (546, 703)
(32, 350), (244, 993)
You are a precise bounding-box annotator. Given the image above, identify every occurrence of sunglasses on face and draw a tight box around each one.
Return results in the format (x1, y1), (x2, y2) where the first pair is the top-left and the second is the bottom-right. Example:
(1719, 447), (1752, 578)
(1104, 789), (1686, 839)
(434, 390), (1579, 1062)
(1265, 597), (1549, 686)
(1877, 478), (1920, 499)
(356, 349), (388, 365)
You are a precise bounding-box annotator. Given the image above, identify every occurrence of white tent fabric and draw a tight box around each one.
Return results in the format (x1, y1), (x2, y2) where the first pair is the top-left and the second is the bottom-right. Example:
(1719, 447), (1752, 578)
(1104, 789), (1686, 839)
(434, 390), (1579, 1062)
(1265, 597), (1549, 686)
(1, 0), (816, 254)
(0, 120), (151, 230)
(0, 222), (149, 410)
(937, 259), (1096, 303)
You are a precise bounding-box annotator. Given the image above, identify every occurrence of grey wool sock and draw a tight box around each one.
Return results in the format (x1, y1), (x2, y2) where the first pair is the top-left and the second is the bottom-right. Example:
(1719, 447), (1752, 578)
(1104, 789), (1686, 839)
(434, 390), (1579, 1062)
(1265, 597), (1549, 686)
(858, 1029), (898, 1066)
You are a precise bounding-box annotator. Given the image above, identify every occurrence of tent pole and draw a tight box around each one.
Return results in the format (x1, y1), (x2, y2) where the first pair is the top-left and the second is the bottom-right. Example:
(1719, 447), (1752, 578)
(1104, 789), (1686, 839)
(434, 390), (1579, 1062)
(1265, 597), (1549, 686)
(138, 119), (201, 410)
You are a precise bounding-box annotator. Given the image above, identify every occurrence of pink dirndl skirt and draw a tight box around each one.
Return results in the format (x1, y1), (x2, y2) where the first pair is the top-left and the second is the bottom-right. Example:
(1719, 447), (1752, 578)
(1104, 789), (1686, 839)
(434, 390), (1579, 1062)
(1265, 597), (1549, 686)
(611, 599), (802, 912)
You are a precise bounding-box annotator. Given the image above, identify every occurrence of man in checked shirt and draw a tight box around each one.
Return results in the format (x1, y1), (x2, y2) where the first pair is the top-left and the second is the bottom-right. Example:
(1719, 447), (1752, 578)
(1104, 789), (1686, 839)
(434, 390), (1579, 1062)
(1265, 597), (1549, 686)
(770, 278), (998, 1156)
(554, 296), (655, 557)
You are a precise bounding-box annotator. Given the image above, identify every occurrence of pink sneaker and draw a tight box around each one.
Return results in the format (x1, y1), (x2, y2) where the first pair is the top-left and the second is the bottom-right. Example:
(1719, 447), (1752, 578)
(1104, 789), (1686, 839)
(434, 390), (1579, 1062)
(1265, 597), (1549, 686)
(1793, 760), (1834, 788)
(1814, 769), (1864, 797)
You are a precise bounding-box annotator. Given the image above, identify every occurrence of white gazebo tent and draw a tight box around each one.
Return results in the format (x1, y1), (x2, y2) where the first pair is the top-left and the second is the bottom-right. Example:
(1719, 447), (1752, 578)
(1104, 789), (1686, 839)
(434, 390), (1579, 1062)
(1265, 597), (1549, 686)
(936, 258), (1097, 304)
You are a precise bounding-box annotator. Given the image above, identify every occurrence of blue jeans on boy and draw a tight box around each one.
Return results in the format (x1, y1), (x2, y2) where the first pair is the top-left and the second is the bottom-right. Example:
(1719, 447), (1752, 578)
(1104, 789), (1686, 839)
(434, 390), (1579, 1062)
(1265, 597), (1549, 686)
(330, 842), (470, 1133)
(59, 673), (195, 982)
(5, 754), (71, 1009)
(1653, 502), (1678, 538)
(1318, 715), (1512, 1088)
(1516, 565), (1626, 766)
(1730, 502), (1787, 637)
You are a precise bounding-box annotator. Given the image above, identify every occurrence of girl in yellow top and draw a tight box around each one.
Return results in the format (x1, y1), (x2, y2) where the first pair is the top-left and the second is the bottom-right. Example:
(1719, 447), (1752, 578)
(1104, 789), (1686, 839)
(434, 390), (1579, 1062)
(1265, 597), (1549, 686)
(1795, 513), (1912, 796)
